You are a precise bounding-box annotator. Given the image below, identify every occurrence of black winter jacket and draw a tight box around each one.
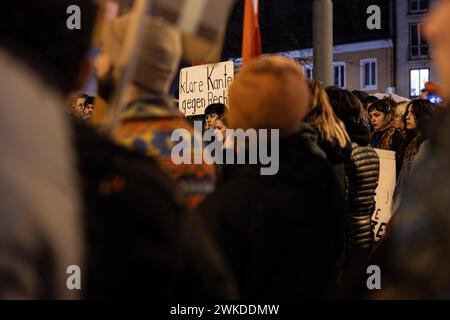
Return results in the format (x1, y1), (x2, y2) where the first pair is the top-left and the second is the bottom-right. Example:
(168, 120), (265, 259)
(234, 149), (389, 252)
(198, 134), (345, 299)
(345, 143), (380, 251)
(343, 122), (380, 254)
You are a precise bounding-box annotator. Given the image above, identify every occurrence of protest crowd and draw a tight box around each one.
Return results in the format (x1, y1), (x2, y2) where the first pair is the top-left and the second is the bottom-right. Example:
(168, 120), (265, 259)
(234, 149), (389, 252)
(2, 0), (450, 300)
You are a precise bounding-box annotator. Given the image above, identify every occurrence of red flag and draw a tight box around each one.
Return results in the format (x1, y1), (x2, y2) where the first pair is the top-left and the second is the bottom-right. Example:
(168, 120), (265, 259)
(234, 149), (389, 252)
(242, 0), (262, 64)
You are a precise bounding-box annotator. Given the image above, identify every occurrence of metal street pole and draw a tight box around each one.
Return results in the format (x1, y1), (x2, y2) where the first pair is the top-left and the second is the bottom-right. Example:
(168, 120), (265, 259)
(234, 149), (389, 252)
(313, 0), (333, 87)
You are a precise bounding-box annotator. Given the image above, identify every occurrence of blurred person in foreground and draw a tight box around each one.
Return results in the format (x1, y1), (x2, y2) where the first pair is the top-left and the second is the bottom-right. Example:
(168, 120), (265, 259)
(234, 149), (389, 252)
(198, 56), (345, 299)
(76, 14), (236, 298)
(0, 0), (98, 299)
(369, 0), (450, 299)
(100, 14), (216, 210)
(1, 1), (237, 299)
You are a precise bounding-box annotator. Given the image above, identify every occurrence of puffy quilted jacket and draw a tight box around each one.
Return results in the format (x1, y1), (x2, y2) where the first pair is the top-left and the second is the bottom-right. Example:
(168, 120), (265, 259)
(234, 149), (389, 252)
(345, 143), (380, 251)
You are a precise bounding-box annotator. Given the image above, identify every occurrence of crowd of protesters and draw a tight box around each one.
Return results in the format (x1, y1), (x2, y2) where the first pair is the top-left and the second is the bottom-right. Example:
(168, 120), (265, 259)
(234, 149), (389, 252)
(2, 0), (450, 300)
(69, 93), (96, 121)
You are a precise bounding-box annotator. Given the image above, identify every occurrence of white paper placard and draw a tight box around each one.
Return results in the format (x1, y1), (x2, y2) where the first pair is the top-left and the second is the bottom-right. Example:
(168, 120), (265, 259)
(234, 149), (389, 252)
(372, 149), (397, 242)
(178, 61), (234, 116)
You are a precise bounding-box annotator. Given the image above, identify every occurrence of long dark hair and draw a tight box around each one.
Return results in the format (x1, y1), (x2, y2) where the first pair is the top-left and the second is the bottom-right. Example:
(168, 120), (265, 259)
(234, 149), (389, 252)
(367, 100), (395, 126)
(326, 87), (368, 131)
(404, 99), (435, 142)
(362, 96), (380, 110)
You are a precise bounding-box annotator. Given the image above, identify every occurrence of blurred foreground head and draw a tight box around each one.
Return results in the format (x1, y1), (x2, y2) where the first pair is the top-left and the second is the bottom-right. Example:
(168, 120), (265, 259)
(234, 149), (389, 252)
(228, 56), (310, 137)
(101, 14), (182, 95)
(0, 1), (98, 95)
(424, 0), (450, 99)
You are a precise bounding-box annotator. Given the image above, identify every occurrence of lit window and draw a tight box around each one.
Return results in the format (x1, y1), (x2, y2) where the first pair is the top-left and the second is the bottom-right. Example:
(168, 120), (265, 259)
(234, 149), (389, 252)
(410, 68), (429, 97)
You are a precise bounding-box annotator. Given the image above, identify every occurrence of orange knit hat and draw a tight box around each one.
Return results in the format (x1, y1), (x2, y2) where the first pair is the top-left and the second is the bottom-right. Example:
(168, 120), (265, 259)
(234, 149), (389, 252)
(228, 56), (310, 137)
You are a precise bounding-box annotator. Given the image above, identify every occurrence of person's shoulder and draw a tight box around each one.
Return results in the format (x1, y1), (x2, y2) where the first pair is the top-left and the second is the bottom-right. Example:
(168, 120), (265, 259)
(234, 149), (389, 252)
(295, 135), (334, 168)
(350, 142), (379, 160)
(277, 136), (338, 189)
(72, 120), (185, 209)
(348, 143), (380, 178)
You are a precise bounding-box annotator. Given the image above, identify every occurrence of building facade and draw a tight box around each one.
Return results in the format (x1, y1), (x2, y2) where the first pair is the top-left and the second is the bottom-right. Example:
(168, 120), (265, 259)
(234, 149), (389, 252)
(232, 38), (396, 94)
(225, 0), (444, 98)
(396, 0), (435, 98)
(298, 39), (395, 94)
(224, 0), (396, 94)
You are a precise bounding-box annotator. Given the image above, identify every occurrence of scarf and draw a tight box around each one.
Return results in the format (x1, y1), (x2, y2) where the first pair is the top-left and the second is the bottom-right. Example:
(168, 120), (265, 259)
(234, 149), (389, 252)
(371, 124), (396, 150)
(403, 134), (424, 164)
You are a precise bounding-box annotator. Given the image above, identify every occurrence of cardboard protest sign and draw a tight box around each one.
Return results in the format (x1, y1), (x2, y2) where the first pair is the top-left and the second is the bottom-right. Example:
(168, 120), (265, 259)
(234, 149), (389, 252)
(151, 0), (236, 63)
(179, 61), (234, 116)
(372, 149), (397, 242)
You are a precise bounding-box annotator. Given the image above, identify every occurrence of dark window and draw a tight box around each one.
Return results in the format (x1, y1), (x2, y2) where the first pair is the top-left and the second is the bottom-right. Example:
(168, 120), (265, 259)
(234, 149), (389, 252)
(333, 63), (346, 88)
(371, 62), (376, 85)
(361, 59), (377, 90)
(365, 63), (370, 86)
(304, 66), (313, 79)
(410, 23), (429, 59)
(410, 0), (429, 14)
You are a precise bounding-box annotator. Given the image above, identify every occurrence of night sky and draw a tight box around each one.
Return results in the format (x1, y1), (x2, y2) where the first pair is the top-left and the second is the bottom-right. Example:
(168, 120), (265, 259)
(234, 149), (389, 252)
(221, 0), (393, 59)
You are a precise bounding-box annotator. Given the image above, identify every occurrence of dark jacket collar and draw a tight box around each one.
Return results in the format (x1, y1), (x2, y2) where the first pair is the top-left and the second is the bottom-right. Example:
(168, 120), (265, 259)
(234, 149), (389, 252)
(347, 122), (370, 146)
(221, 134), (320, 181)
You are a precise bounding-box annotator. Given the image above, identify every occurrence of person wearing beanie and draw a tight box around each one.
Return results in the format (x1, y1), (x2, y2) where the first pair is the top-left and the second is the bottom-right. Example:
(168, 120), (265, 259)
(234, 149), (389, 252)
(99, 14), (216, 210)
(101, 14), (182, 95)
(227, 56), (311, 136)
(198, 56), (345, 298)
